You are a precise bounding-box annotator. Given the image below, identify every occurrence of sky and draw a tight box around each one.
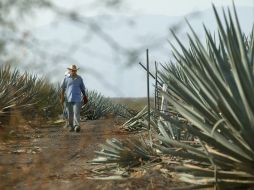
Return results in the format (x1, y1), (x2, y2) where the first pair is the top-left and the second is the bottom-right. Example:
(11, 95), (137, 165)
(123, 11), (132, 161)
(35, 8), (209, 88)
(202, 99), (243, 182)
(16, 0), (254, 97)
(51, 0), (254, 16)
(31, 0), (254, 29)
(127, 0), (254, 15)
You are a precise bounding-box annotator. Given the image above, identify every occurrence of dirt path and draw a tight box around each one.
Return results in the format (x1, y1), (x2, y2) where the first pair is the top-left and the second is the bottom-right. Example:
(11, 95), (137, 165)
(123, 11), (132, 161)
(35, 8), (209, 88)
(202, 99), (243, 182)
(0, 118), (174, 190)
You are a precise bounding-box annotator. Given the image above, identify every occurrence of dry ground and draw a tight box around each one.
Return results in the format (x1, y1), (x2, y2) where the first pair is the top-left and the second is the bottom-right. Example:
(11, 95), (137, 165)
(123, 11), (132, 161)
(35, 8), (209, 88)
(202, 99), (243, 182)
(0, 117), (178, 190)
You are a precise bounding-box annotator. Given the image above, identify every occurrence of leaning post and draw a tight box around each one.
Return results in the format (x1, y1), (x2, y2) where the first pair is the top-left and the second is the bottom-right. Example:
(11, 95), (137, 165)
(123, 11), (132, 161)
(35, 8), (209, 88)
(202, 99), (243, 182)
(146, 49), (152, 147)
(154, 61), (158, 111)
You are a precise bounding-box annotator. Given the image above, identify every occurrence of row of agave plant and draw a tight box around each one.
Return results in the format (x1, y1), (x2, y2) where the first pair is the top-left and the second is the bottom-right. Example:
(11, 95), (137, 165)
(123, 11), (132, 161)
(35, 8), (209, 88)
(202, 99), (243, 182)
(0, 65), (133, 124)
(81, 90), (133, 120)
(91, 4), (254, 189)
(0, 64), (61, 121)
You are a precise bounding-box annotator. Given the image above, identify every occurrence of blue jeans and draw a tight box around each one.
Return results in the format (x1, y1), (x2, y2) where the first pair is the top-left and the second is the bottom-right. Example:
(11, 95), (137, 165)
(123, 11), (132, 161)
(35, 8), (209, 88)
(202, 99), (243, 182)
(66, 102), (81, 128)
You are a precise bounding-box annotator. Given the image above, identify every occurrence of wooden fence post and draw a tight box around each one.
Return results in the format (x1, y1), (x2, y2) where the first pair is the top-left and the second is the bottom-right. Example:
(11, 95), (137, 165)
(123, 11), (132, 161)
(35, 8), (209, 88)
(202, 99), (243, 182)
(146, 49), (152, 147)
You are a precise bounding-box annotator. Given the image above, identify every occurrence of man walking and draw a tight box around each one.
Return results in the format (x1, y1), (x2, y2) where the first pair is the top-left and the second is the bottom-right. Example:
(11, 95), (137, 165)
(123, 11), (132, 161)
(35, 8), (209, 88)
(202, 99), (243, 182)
(60, 65), (87, 132)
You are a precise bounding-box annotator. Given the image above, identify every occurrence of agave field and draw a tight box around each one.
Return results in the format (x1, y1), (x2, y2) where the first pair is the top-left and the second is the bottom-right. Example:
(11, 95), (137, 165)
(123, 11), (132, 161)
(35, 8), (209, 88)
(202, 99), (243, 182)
(0, 65), (61, 121)
(90, 5), (254, 190)
(0, 3), (254, 190)
(0, 64), (133, 124)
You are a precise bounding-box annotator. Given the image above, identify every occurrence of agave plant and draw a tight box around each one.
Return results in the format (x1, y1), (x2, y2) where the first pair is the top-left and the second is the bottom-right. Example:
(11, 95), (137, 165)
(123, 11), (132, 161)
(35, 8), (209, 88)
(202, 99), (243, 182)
(90, 4), (254, 189)
(34, 81), (62, 118)
(156, 4), (254, 189)
(81, 90), (133, 120)
(0, 64), (61, 122)
(90, 137), (158, 178)
(0, 65), (37, 119)
(123, 106), (152, 131)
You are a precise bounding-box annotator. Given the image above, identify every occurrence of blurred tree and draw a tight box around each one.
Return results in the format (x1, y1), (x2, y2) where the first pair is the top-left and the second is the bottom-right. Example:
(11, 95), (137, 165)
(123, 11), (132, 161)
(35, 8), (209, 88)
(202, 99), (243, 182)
(0, 0), (52, 58)
(0, 0), (190, 96)
(0, 0), (128, 60)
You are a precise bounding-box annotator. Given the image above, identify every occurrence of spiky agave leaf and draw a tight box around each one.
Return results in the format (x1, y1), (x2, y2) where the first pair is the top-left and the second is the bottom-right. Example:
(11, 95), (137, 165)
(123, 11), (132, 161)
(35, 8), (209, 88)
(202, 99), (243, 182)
(0, 65), (37, 118)
(81, 90), (133, 120)
(156, 3), (254, 189)
(91, 137), (157, 169)
(0, 64), (61, 120)
(123, 106), (152, 131)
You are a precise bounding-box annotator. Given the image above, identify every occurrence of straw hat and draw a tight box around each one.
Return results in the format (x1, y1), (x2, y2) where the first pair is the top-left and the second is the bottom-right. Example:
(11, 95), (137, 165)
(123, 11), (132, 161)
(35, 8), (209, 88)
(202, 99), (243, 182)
(67, 64), (79, 71)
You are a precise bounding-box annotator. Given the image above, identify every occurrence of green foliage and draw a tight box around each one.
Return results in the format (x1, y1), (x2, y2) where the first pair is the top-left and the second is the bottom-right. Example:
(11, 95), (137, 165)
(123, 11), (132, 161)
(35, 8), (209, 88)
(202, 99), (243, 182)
(0, 64), (134, 123)
(90, 4), (254, 189)
(0, 64), (61, 121)
(81, 91), (133, 120)
(157, 4), (254, 188)
(91, 137), (156, 167)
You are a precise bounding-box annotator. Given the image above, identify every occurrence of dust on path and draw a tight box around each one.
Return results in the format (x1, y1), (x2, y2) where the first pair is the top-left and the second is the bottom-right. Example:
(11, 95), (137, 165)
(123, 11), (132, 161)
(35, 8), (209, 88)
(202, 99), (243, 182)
(0, 118), (173, 190)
